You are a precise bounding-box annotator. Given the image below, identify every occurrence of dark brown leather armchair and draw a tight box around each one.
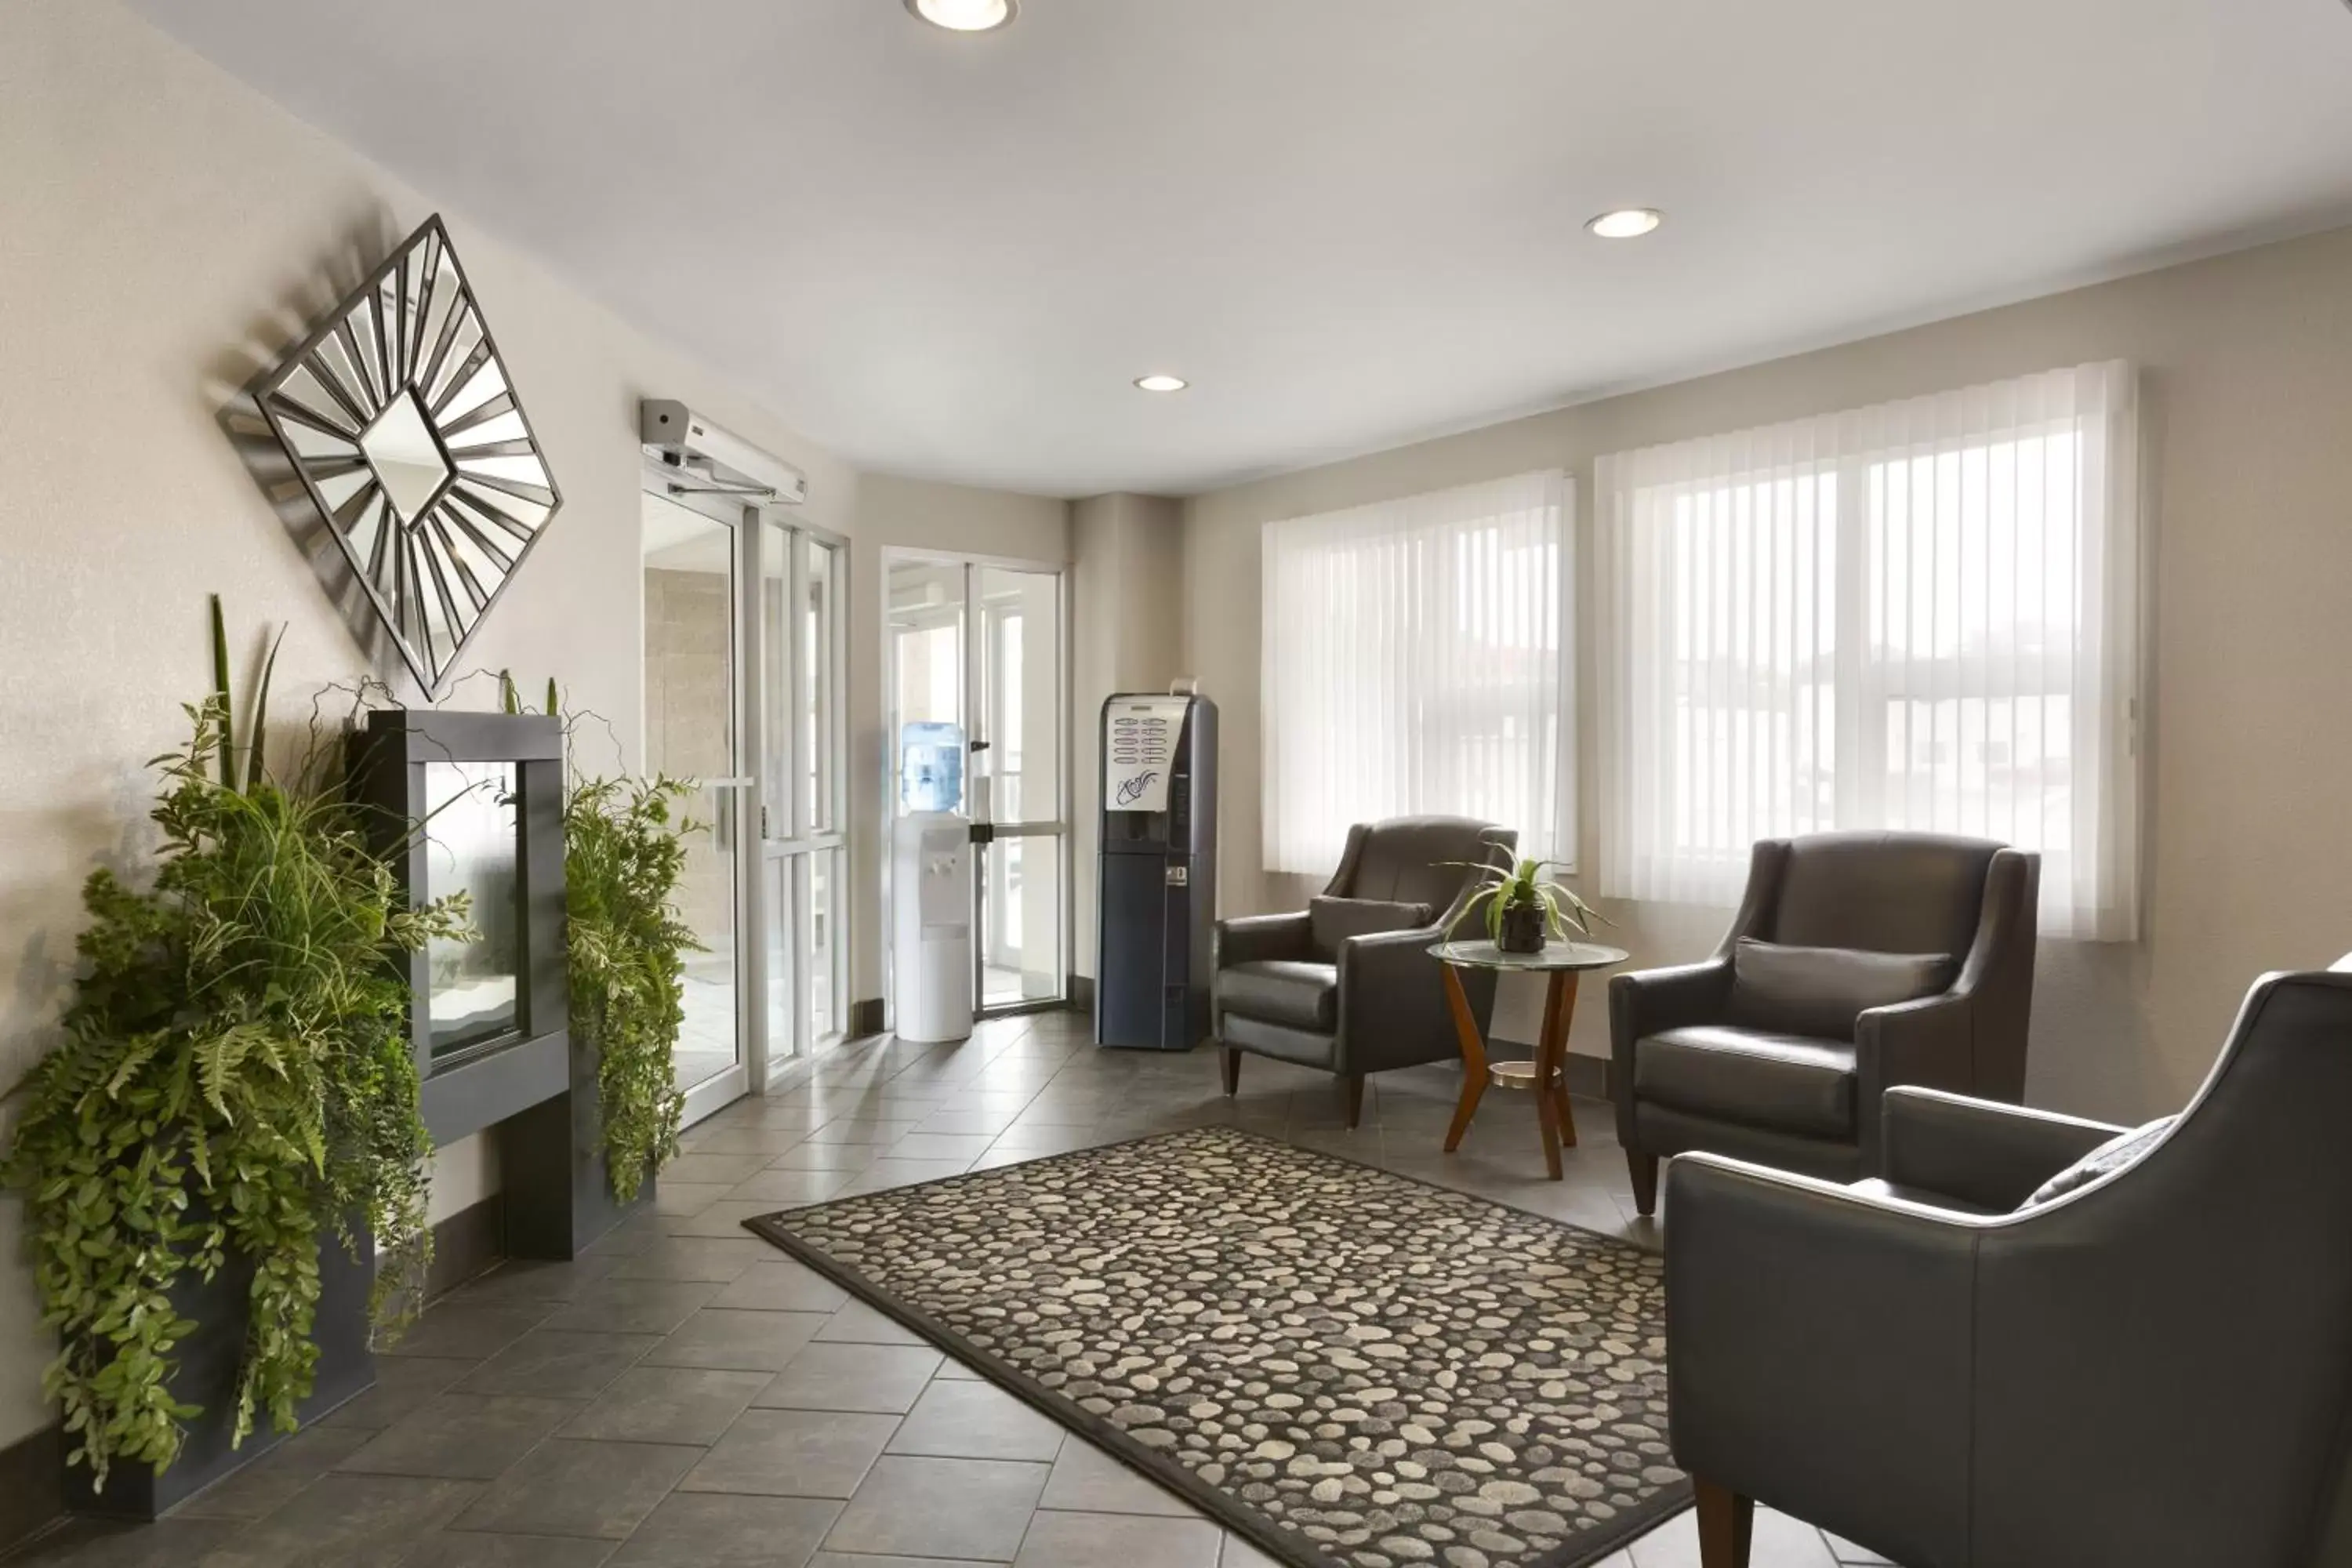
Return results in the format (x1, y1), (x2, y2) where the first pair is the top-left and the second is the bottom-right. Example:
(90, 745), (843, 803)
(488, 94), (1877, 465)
(1608, 831), (2038, 1214)
(1665, 961), (2352, 1568)
(1214, 816), (1513, 1127)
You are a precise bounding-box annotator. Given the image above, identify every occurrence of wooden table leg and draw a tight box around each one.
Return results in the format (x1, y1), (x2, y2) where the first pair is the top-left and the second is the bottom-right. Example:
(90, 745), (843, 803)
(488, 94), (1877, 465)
(1543, 971), (1581, 1151)
(1532, 972), (1567, 1179)
(1441, 964), (1488, 1153)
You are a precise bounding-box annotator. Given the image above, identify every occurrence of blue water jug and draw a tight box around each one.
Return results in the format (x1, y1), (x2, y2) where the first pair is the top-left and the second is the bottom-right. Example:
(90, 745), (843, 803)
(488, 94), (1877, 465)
(900, 722), (966, 815)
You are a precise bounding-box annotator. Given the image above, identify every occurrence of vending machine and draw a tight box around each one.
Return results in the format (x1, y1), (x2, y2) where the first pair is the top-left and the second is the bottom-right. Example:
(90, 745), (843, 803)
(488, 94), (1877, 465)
(1094, 688), (1218, 1051)
(891, 721), (974, 1044)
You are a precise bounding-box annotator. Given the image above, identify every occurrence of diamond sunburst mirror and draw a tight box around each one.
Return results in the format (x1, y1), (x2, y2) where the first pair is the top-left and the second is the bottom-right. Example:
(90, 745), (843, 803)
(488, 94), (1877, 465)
(257, 215), (561, 695)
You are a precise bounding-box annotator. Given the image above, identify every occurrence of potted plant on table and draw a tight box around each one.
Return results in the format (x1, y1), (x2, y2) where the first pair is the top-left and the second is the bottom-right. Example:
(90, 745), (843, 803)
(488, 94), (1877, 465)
(1454, 856), (1609, 955)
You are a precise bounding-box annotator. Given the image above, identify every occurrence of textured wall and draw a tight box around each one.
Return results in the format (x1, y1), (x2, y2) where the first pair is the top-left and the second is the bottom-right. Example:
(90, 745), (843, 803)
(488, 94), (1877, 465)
(1185, 223), (2352, 1123)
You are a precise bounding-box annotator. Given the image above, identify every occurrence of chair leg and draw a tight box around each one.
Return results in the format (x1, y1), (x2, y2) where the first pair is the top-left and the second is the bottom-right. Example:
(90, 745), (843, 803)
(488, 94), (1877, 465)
(1628, 1150), (1660, 1218)
(1221, 1046), (1241, 1097)
(1694, 1478), (1753, 1568)
(1338, 1073), (1365, 1130)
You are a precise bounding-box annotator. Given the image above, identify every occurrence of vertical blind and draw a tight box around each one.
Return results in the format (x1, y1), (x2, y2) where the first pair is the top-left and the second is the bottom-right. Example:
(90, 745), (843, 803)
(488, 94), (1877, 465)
(1592, 361), (2141, 939)
(1262, 470), (1572, 876)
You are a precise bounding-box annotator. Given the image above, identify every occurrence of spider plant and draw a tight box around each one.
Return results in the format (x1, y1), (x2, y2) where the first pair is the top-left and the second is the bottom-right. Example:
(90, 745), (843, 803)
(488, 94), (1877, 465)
(1447, 856), (1610, 946)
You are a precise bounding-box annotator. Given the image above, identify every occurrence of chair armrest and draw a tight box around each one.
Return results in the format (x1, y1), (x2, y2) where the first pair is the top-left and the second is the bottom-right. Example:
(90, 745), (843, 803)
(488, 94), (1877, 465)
(1851, 990), (1981, 1172)
(1214, 912), (1312, 968)
(1608, 960), (1733, 1134)
(1666, 1153), (1976, 1563)
(1608, 959), (1733, 1044)
(1879, 1087), (2125, 1213)
(1335, 925), (1464, 1075)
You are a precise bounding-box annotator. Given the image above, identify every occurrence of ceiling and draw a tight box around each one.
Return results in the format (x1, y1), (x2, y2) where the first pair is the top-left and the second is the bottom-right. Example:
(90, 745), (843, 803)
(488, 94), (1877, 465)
(134, 0), (2352, 498)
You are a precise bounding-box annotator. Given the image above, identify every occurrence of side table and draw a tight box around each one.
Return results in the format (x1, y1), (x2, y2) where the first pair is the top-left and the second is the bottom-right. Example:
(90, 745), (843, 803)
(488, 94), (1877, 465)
(1429, 938), (1630, 1180)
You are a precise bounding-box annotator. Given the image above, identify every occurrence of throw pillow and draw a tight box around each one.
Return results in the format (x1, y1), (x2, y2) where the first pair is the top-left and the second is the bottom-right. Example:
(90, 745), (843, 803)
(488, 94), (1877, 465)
(2024, 1116), (2176, 1207)
(1724, 938), (1957, 1040)
(1309, 895), (1435, 957)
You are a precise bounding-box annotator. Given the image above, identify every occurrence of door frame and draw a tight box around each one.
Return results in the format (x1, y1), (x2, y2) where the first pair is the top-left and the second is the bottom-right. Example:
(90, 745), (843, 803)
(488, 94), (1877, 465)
(640, 469), (753, 1127)
(759, 514), (851, 1082)
(880, 546), (1073, 1023)
(641, 463), (851, 1128)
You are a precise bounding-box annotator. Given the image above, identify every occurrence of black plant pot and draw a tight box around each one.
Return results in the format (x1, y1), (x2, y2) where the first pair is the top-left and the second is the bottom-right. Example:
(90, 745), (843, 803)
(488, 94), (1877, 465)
(63, 1225), (376, 1521)
(1497, 899), (1548, 954)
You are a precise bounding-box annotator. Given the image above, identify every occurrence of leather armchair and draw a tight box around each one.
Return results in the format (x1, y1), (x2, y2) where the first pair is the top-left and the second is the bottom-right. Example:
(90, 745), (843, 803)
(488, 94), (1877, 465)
(1609, 832), (2039, 1213)
(1664, 962), (2352, 1568)
(1214, 816), (1513, 1127)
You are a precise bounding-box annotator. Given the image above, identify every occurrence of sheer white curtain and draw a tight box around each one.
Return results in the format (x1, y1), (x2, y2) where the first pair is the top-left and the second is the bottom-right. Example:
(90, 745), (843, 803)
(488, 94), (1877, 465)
(1593, 362), (2141, 939)
(1262, 470), (1572, 877)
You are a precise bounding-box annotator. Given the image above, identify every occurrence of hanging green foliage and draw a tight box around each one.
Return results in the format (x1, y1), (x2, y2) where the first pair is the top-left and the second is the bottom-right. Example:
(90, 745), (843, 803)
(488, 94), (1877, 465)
(1, 602), (470, 1488)
(500, 670), (702, 1203)
(564, 772), (701, 1203)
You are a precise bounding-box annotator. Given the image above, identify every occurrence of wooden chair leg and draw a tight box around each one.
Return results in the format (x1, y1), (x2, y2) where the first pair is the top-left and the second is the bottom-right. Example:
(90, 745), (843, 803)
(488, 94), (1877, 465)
(1221, 1046), (1241, 1097)
(1628, 1150), (1660, 1218)
(1694, 1478), (1754, 1568)
(1338, 1073), (1365, 1130)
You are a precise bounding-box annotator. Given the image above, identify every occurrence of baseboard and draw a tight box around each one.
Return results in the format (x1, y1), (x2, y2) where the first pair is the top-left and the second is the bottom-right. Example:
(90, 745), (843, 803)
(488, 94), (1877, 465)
(848, 997), (885, 1038)
(0, 1425), (61, 1557)
(1065, 976), (1094, 1014)
(426, 1196), (505, 1301)
(1563, 1052), (1612, 1102)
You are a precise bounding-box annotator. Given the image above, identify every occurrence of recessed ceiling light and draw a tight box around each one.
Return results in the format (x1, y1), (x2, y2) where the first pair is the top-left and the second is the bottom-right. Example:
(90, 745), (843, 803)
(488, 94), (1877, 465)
(1586, 208), (1664, 240)
(905, 0), (1016, 31)
(1134, 374), (1189, 393)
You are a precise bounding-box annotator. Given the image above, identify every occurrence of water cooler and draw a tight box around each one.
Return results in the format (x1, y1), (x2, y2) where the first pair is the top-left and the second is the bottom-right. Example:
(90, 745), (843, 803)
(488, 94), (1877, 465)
(1095, 688), (1218, 1051)
(892, 722), (974, 1044)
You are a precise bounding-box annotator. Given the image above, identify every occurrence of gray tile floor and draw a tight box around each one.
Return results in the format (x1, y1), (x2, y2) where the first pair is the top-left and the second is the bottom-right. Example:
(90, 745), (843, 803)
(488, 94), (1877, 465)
(9, 1011), (1893, 1568)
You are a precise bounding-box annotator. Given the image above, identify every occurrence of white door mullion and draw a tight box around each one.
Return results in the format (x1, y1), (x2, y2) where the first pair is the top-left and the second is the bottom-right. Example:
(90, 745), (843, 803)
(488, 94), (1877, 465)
(788, 532), (814, 843)
(735, 505), (769, 1097)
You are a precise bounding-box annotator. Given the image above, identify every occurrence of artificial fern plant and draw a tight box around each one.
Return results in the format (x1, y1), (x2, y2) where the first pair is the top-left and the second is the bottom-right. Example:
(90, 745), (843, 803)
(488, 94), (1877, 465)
(2, 601), (470, 1488)
(500, 673), (700, 1203)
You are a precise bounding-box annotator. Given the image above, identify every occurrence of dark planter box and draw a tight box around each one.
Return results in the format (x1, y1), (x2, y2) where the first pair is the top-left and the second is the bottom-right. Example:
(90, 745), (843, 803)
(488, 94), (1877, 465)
(63, 1227), (376, 1521)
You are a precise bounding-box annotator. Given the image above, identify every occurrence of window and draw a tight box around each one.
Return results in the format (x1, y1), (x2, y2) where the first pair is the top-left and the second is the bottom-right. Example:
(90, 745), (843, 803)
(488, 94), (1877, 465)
(1593, 361), (2141, 938)
(1261, 470), (1572, 876)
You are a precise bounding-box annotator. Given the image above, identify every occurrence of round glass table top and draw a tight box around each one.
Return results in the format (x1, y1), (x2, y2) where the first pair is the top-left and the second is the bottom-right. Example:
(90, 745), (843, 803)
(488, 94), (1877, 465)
(1428, 938), (1632, 972)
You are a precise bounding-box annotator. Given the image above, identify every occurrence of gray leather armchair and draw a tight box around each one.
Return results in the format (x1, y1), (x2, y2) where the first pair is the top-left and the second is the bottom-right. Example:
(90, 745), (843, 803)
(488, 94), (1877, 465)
(1609, 831), (2038, 1214)
(1664, 960), (2352, 1568)
(1214, 816), (1513, 1127)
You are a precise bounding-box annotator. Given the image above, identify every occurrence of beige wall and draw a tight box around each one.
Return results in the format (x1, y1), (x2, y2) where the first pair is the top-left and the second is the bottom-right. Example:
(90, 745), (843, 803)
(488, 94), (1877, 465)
(1071, 495), (1187, 980)
(1186, 223), (2352, 1123)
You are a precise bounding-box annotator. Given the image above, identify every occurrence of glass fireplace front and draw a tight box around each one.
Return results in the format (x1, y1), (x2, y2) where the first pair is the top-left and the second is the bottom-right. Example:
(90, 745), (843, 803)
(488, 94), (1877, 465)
(422, 759), (524, 1059)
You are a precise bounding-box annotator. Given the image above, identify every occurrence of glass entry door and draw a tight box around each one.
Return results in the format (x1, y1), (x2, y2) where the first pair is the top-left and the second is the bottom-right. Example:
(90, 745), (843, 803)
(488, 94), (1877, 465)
(640, 488), (748, 1122)
(644, 474), (849, 1127)
(885, 553), (1068, 1021)
(762, 521), (850, 1075)
(974, 566), (1065, 1009)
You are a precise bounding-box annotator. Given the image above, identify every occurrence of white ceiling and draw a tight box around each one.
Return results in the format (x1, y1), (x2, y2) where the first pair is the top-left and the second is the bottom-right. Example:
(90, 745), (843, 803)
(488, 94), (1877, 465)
(135, 0), (2352, 498)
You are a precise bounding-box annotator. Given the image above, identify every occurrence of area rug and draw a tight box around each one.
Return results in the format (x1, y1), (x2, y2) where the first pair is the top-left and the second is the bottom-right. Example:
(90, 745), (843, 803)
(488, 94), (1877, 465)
(744, 1125), (1686, 1568)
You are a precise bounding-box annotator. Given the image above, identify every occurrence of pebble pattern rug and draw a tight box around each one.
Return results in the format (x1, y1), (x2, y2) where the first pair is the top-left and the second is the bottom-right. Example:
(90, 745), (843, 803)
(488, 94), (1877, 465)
(746, 1125), (1686, 1568)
